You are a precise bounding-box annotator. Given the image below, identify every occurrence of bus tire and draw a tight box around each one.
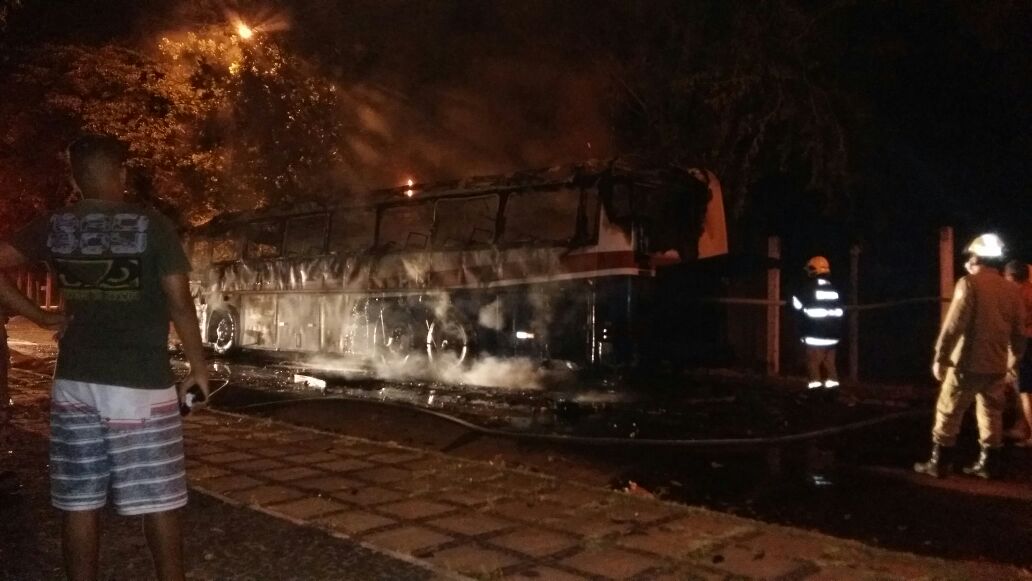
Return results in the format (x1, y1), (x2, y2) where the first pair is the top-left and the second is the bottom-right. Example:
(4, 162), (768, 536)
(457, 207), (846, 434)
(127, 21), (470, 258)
(208, 308), (239, 355)
(425, 316), (471, 369)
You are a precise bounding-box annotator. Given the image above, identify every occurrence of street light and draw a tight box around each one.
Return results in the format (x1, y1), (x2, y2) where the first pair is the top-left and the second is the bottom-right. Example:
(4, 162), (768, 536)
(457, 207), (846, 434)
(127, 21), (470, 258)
(236, 22), (255, 40)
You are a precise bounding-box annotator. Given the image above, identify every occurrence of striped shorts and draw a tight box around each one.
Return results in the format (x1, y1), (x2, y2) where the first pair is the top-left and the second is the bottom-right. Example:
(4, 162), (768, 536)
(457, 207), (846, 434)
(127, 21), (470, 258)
(50, 380), (187, 516)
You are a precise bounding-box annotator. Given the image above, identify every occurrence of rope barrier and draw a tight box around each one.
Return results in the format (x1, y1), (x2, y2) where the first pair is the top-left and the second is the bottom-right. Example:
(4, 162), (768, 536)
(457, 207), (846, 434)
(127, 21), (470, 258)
(685, 296), (948, 310)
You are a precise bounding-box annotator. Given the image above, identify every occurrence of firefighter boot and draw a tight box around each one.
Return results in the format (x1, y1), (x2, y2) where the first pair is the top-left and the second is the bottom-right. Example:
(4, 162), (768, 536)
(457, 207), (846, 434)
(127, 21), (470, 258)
(961, 446), (1001, 480)
(913, 444), (953, 478)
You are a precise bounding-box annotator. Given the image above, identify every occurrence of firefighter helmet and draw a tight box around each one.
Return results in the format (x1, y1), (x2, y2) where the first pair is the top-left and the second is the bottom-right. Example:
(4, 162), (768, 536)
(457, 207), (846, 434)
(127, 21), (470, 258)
(964, 233), (1005, 259)
(805, 256), (831, 276)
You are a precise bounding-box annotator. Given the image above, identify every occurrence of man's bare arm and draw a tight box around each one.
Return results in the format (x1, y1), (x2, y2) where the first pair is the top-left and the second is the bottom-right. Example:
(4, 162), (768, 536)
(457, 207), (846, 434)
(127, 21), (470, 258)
(160, 273), (209, 398)
(0, 244), (62, 328)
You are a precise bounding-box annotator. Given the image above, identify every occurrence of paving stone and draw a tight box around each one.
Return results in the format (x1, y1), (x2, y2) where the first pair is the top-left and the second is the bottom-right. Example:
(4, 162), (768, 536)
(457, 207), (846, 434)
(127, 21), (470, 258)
(489, 527), (580, 558)
(314, 458), (375, 473)
(804, 565), (878, 580)
(595, 499), (679, 525)
(366, 451), (426, 464)
(292, 475), (362, 492)
(263, 466), (325, 482)
(541, 485), (612, 509)
(186, 465), (231, 481)
(659, 512), (757, 541)
(197, 433), (235, 443)
(351, 466), (412, 484)
(501, 567), (590, 581)
(329, 442), (381, 457)
(363, 526), (454, 554)
(268, 496), (348, 520)
(272, 431), (325, 444)
(704, 544), (806, 579)
(561, 547), (658, 579)
(743, 532), (864, 564)
(228, 485), (305, 506)
(227, 458), (289, 472)
(401, 457), (452, 472)
(434, 488), (509, 507)
(332, 486), (407, 507)
(546, 511), (634, 539)
(647, 566), (729, 581)
(286, 451), (340, 465)
(389, 473), (456, 493)
(429, 543), (520, 576)
(200, 451), (258, 465)
(426, 513), (516, 536)
(317, 510), (398, 535)
(186, 443), (228, 457)
(378, 499), (455, 520)
(489, 499), (570, 524)
(199, 474), (262, 493)
(488, 473), (555, 493)
(220, 438), (277, 451)
(617, 526), (719, 560)
(253, 446), (307, 458)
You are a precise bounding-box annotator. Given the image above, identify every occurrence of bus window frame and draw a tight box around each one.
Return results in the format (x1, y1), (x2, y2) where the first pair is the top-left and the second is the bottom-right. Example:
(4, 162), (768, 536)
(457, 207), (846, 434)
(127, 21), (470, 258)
(431, 194), (501, 251)
(283, 212), (331, 258)
(496, 186), (601, 249)
(374, 199), (437, 253)
(245, 219), (286, 260)
(328, 205), (376, 256)
(209, 228), (244, 265)
(188, 235), (213, 270)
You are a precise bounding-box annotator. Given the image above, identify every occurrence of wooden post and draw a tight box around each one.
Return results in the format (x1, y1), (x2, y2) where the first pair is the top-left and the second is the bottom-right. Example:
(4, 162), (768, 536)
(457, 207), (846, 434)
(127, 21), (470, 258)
(766, 236), (781, 376)
(44, 271), (54, 309)
(848, 244), (861, 382)
(939, 227), (954, 323)
(26, 271), (36, 306)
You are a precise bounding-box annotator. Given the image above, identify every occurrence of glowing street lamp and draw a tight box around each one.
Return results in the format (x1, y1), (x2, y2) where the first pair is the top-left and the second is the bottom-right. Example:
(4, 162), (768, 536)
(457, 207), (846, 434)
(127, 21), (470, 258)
(236, 22), (255, 40)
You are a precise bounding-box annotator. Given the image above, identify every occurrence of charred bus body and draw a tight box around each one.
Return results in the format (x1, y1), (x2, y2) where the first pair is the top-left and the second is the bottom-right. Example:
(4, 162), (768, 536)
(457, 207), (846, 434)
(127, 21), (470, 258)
(186, 159), (728, 381)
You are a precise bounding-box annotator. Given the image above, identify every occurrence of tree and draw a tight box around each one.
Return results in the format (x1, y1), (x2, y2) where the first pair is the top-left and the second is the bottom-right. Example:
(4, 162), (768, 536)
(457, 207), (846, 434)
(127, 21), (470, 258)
(0, 24), (351, 229)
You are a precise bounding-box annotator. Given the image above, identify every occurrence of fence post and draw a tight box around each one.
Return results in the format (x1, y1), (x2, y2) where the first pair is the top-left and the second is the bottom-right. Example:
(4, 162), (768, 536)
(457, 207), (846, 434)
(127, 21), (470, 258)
(44, 271), (54, 309)
(766, 236), (781, 376)
(848, 244), (861, 382)
(939, 227), (954, 323)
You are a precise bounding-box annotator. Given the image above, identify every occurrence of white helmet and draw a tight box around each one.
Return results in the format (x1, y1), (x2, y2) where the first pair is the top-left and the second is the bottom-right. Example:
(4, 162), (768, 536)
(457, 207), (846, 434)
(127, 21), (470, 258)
(964, 234), (1005, 259)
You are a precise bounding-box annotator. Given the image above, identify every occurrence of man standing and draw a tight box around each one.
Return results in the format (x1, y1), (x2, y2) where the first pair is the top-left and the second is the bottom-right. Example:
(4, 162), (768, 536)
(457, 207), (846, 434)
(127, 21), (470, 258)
(0, 134), (208, 581)
(792, 256), (845, 390)
(914, 234), (1026, 480)
(1003, 260), (1032, 445)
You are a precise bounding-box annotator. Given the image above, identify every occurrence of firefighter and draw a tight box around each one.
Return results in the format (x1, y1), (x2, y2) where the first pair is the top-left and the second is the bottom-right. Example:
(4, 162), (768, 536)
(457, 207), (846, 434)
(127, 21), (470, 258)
(914, 234), (1026, 479)
(792, 256), (845, 389)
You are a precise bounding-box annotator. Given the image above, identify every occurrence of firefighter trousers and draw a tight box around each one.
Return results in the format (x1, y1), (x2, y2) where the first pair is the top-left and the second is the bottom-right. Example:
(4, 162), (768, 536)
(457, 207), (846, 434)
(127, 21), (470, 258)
(931, 368), (1007, 448)
(805, 346), (838, 386)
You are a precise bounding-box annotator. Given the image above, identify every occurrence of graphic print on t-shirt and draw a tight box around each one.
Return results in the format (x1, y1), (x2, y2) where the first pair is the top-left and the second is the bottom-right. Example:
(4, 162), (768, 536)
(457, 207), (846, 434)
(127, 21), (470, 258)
(47, 212), (149, 301)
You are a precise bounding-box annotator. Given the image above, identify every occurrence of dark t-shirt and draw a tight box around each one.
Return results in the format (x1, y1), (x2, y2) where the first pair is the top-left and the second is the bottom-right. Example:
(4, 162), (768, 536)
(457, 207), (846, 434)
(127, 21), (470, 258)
(10, 199), (191, 388)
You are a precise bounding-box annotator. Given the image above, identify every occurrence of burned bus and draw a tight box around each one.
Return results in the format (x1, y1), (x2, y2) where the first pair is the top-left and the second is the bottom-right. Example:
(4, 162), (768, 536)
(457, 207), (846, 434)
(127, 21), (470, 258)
(185, 159), (728, 380)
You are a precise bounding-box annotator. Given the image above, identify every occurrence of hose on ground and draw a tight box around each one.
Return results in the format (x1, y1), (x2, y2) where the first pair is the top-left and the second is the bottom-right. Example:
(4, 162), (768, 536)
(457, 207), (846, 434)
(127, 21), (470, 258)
(223, 395), (929, 450)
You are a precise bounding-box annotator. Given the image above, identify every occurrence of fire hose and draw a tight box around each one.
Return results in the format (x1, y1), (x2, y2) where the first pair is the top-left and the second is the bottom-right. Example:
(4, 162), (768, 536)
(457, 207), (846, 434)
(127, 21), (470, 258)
(223, 395), (928, 450)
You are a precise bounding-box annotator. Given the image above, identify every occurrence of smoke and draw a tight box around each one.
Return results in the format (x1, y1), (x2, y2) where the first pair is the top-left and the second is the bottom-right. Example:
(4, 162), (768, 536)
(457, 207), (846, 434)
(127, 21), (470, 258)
(477, 298), (504, 331)
(305, 351), (548, 390)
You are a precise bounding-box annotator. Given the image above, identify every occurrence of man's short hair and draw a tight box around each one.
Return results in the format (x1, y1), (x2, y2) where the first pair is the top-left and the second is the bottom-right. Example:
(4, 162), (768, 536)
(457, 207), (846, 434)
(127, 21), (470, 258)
(1005, 260), (1030, 282)
(68, 134), (128, 187)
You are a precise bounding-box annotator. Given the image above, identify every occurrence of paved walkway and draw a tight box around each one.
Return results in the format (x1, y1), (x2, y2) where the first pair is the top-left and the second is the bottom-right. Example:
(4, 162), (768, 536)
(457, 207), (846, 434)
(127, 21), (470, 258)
(184, 410), (1026, 580)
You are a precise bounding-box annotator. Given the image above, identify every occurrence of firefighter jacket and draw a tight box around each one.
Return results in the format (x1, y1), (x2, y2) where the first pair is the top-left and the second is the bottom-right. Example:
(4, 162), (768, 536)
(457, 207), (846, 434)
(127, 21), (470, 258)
(934, 269), (1026, 375)
(792, 277), (844, 347)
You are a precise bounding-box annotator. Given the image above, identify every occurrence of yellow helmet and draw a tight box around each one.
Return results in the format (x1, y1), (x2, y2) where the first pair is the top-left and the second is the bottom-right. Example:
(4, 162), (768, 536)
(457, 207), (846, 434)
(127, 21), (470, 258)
(806, 256), (831, 276)
(964, 233), (1004, 259)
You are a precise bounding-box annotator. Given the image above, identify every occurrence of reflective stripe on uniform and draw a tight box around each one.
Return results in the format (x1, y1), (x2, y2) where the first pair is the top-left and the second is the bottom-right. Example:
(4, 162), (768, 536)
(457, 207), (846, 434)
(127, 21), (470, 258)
(803, 307), (843, 319)
(804, 337), (839, 346)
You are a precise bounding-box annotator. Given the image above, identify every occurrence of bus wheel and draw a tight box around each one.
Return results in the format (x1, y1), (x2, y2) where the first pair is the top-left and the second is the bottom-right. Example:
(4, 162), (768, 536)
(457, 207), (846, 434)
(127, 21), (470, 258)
(376, 309), (417, 364)
(208, 309), (238, 355)
(425, 317), (470, 369)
